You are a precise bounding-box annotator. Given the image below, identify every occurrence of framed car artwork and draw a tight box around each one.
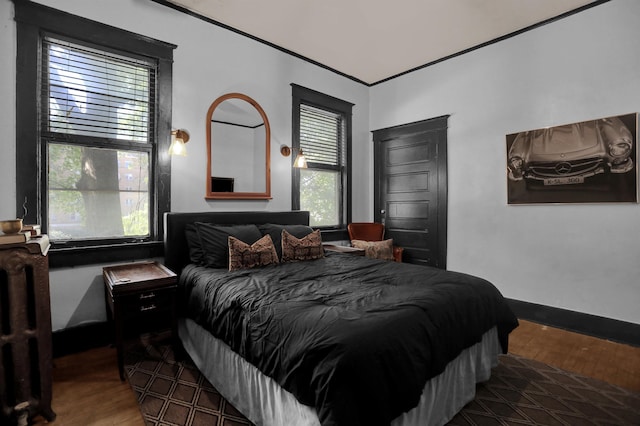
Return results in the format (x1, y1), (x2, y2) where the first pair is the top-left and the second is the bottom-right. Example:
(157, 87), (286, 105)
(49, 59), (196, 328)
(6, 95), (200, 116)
(506, 113), (638, 204)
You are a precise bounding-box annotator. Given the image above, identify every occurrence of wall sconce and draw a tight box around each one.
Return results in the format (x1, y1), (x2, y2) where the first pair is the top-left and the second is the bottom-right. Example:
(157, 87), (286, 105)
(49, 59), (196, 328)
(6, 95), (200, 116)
(280, 145), (307, 168)
(168, 129), (190, 156)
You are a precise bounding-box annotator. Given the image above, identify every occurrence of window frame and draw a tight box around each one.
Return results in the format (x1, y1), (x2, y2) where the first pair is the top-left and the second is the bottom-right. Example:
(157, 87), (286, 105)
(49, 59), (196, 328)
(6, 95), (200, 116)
(14, 1), (176, 266)
(291, 84), (353, 238)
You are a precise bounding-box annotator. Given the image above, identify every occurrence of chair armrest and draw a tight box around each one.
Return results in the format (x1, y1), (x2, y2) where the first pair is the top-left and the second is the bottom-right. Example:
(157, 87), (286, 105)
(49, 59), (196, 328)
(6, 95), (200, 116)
(393, 246), (403, 262)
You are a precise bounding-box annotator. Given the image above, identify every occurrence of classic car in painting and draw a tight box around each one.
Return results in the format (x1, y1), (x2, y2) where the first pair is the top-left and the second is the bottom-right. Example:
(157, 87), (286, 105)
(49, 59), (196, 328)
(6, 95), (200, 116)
(508, 116), (634, 186)
(506, 113), (637, 204)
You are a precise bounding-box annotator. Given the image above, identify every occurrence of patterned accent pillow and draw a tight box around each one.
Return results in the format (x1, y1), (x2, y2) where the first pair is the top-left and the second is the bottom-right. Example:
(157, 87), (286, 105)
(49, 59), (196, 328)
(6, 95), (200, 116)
(351, 239), (394, 261)
(228, 234), (279, 271)
(258, 223), (314, 260)
(281, 229), (324, 262)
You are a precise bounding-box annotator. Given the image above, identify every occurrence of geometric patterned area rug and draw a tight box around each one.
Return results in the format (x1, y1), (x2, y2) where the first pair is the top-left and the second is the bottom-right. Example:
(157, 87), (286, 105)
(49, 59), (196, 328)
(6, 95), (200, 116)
(124, 336), (253, 426)
(448, 354), (640, 426)
(124, 335), (640, 426)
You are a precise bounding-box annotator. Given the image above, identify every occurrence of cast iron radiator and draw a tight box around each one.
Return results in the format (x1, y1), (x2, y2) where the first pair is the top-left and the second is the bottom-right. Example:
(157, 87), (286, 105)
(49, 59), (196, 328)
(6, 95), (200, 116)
(0, 242), (55, 424)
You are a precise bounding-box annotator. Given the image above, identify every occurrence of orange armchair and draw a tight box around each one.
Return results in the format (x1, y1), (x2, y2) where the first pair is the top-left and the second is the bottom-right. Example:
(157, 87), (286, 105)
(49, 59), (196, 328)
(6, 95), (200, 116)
(347, 222), (403, 262)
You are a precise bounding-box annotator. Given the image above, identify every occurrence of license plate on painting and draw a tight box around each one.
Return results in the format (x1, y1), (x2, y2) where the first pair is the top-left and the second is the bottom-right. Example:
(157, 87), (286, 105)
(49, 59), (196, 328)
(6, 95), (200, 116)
(544, 176), (585, 186)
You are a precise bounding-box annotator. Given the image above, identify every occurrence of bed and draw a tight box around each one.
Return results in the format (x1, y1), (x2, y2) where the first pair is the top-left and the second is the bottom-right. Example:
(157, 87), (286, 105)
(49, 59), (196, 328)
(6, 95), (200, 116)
(164, 211), (518, 426)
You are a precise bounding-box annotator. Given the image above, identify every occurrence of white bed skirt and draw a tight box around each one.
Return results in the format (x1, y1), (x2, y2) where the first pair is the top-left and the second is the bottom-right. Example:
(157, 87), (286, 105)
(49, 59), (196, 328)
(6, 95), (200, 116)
(179, 318), (501, 426)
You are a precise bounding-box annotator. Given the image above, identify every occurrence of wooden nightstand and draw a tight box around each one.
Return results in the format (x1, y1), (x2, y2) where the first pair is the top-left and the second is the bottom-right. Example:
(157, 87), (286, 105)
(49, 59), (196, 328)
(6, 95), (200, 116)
(103, 261), (177, 381)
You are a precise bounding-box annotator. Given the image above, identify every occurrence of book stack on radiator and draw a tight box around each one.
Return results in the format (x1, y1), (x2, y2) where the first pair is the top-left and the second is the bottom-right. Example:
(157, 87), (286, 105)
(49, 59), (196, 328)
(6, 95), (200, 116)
(0, 222), (49, 254)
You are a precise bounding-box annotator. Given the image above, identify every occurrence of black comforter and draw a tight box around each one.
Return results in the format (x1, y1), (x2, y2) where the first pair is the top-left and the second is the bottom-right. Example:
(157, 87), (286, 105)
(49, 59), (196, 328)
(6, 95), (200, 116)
(180, 252), (518, 426)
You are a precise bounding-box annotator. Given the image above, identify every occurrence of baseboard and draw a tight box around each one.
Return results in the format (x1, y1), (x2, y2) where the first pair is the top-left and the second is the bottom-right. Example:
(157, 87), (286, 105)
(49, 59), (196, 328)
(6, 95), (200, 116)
(507, 298), (640, 347)
(52, 321), (113, 358)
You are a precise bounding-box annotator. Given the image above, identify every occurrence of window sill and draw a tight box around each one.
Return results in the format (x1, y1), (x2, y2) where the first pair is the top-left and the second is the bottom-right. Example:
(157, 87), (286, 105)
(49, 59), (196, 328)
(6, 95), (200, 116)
(49, 241), (164, 269)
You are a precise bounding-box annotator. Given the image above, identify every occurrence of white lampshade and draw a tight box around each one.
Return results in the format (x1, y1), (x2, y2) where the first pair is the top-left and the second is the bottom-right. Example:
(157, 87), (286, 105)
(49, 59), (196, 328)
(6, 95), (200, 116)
(293, 150), (308, 168)
(168, 129), (190, 156)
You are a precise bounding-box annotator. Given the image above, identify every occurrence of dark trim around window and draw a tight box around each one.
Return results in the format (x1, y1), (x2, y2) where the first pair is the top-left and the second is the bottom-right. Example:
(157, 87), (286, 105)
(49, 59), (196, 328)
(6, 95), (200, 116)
(13, 0), (176, 267)
(291, 84), (353, 239)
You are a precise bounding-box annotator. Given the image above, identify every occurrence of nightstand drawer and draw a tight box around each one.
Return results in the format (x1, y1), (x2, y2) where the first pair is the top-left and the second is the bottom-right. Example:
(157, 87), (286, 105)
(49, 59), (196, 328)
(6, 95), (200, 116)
(116, 287), (176, 316)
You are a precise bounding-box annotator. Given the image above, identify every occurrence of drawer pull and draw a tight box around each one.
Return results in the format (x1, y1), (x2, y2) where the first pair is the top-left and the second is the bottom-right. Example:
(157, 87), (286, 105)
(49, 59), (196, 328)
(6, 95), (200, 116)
(140, 304), (156, 312)
(139, 292), (155, 299)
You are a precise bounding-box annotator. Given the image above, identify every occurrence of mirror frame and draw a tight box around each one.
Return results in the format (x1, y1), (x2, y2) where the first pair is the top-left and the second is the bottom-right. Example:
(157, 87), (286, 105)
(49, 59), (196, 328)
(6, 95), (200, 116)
(205, 93), (271, 200)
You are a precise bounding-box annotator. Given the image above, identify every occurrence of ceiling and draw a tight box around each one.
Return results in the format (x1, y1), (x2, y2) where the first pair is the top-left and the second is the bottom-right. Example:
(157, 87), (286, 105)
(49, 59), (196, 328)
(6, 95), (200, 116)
(165, 0), (601, 85)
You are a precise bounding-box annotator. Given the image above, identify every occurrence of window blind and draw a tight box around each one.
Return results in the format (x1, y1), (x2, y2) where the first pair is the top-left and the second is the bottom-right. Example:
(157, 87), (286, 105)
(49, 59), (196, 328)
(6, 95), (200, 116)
(43, 37), (155, 143)
(299, 104), (343, 167)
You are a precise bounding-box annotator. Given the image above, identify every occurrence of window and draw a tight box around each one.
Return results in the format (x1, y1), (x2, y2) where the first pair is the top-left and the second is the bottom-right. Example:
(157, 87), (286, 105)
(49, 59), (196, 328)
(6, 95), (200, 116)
(291, 84), (353, 229)
(14, 1), (175, 264)
(45, 37), (153, 240)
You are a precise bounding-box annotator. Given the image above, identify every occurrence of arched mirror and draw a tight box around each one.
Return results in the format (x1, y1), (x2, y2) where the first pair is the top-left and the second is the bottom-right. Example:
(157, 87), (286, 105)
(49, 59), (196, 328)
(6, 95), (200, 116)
(205, 93), (271, 199)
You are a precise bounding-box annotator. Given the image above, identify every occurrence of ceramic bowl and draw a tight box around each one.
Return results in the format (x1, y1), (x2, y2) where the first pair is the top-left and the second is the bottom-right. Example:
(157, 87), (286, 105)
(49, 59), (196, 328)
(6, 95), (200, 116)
(0, 219), (23, 234)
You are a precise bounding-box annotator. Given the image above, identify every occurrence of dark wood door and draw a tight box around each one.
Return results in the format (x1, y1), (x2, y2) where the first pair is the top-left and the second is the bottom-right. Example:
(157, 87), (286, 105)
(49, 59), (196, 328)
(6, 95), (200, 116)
(373, 116), (448, 268)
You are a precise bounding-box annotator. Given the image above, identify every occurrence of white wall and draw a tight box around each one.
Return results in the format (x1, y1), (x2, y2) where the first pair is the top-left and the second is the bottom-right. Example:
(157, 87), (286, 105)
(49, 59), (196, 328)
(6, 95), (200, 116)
(0, 0), (370, 331)
(370, 0), (640, 325)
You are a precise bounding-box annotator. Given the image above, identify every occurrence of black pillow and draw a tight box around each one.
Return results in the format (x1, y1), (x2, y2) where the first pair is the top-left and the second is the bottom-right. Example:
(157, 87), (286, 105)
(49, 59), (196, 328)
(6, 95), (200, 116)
(185, 223), (205, 265)
(258, 223), (314, 260)
(194, 223), (262, 268)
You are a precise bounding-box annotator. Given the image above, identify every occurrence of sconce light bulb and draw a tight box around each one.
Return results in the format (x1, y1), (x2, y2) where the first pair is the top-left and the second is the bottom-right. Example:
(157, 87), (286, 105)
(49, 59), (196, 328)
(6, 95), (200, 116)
(294, 150), (308, 168)
(169, 129), (189, 156)
(173, 140), (186, 155)
(280, 145), (307, 167)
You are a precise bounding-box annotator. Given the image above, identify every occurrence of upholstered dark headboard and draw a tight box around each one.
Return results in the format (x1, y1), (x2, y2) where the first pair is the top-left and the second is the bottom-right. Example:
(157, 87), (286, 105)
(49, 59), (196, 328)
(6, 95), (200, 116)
(163, 210), (310, 274)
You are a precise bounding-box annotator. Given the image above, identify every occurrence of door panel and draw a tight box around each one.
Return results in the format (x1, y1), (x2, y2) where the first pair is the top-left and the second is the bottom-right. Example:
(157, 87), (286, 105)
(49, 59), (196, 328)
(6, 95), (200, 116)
(387, 200), (429, 219)
(373, 116), (448, 268)
(388, 172), (430, 192)
(388, 143), (431, 164)
(390, 229), (430, 249)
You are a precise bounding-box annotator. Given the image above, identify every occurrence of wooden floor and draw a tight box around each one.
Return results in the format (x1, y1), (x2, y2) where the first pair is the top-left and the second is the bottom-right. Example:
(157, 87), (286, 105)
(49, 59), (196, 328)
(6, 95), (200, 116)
(30, 319), (640, 425)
